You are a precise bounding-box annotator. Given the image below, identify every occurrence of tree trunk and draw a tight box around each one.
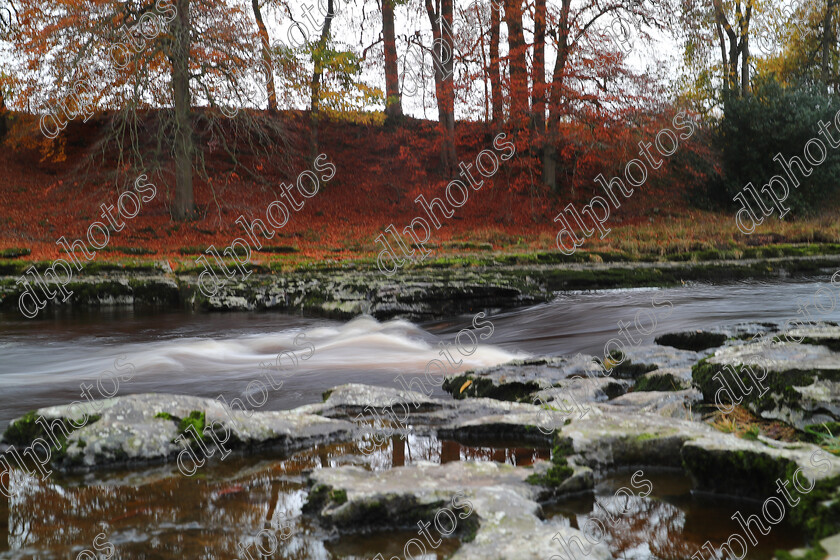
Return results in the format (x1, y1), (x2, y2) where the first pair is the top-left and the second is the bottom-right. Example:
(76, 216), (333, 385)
(713, 0), (742, 97)
(475, 2), (490, 122)
(172, 0), (194, 220)
(489, 2), (502, 122)
(505, 0), (528, 121)
(823, 0), (835, 86)
(728, 40), (739, 92)
(715, 21), (728, 78)
(425, 0), (457, 176)
(740, 34), (749, 94)
(251, 0), (277, 113)
(739, 3), (751, 95)
(383, 0), (402, 119)
(442, 0), (456, 173)
(0, 91), (6, 140)
(310, 0), (334, 161)
(531, 0), (546, 137)
(541, 0), (571, 193)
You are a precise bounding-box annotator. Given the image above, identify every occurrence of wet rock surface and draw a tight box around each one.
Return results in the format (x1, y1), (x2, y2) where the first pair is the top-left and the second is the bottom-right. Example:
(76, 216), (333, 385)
(305, 460), (612, 560)
(602, 387), (701, 418)
(654, 330), (727, 351)
(695, 324), (840, 430)
(1, 393), (355, 470)
(4, 253), (840, 320)
(4, 324), (840, 558)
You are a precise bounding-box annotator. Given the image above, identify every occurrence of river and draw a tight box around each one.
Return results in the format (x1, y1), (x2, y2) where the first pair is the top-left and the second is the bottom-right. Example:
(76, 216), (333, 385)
(2, 276), (836, 559)
(2, 277), (838, 430)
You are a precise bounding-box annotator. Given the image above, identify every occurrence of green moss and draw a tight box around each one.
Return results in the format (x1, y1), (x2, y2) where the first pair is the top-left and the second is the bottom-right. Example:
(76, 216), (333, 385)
(178, 411), (206, 440)
(2, 411), (42, 446)
(691, 360), (840, 413)
(128, 280), (180, 306)
(681, 445), (796, 499)
(330, 489), (348, 504)
(322, 390), (334, 402)
(775, 543), (827, 560)
(2, 411), (100, 449)
(655, 331), (727, 352)
(636, 432), (657, 441)
(303, 483), (331, 514)
(527, 436), (575, 488)
(459, 515), (480, 543)
(608, 359), (658, 380)
(155, 412), (176, 421)
(441, 374), (541, 402)
(784, 457), (840, 540)
(1, 411), (101, 465)
(634, 372), (681, 392)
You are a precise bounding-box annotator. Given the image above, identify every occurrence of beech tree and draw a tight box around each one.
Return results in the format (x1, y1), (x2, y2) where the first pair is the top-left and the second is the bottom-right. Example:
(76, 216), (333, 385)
(251, 0), (278, 113)
(425, 0), (458, 176)
(505, 0), (529, 121)
(539, 0), (667, 192)
(11, 0), (292, 220)
(489, 1), (502, 122)
(757, 0), (840, 93)
(712, 0), (754, 99)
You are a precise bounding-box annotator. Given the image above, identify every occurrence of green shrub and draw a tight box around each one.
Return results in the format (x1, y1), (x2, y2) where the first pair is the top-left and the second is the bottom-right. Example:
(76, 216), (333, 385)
(718, 77), (840, 216)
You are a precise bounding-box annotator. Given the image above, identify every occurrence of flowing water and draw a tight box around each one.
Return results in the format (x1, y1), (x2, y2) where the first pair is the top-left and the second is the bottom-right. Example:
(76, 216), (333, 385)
(0, 276), (835, 558)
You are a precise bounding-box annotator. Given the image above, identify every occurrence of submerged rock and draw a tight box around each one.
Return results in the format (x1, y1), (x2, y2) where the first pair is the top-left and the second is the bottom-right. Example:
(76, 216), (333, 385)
(305, 460), (612, 560)
(655, 331), (727, 351)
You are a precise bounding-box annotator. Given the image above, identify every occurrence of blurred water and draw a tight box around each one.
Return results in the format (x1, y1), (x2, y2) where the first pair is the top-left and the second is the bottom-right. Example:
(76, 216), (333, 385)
(1, 276), (839, 428)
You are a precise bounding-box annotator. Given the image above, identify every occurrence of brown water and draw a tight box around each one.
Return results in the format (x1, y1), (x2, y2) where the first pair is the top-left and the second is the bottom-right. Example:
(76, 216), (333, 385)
(0, 435), (548, 559)
(0, 278), (832, 558)
(0, 435), (809, 560)
(544, 470), (806, 560)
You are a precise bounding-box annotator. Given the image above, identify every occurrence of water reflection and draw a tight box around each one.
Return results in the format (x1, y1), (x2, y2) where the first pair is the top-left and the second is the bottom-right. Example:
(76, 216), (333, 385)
(0, 435), (547, 559)
(545, 471), (805, 560)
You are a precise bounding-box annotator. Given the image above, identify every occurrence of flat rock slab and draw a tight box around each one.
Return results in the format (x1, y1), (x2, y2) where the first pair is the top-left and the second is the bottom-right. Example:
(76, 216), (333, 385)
(2, 393), (354, 470)
(602, 388), (702, 418)
(305, 383), (555, 443)
(440, 345), (702, 405)
(698, 334), (840, 429)
(440, 354), (648, 403)
(306, 460), (612, 560)
(437, 399), (840, 502)
(301, 383), (447, 416)
(621, 345), (701, 381)
(533, 377), (633, 409)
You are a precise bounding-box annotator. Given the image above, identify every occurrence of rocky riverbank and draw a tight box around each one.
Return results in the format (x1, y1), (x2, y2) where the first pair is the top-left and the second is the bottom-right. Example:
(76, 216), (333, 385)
(3, 321), (840, 559)
(2, 252), (840, 320)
